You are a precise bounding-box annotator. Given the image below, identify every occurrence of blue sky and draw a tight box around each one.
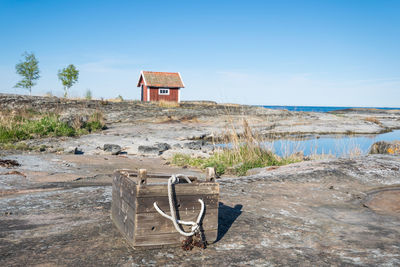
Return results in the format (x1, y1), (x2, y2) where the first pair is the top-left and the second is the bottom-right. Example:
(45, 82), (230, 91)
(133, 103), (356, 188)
(0, 0), (399, 107)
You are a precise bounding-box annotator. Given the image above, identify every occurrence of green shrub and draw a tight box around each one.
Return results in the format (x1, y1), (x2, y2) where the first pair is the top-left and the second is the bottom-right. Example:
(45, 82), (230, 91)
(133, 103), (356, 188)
(0, 110), (106, 146)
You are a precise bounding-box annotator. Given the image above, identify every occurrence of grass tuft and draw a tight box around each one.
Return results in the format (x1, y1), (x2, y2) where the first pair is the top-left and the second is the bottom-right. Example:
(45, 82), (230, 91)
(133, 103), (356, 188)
(172, 119), (302, 176)
(0, 109), (106, 147)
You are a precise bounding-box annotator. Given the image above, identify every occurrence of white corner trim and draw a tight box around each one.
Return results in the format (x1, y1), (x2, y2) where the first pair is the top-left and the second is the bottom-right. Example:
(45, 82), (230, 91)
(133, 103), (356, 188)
(178, 72), (185, 88)
(147, 87), (150, 101)
(141, 70), (148, 86)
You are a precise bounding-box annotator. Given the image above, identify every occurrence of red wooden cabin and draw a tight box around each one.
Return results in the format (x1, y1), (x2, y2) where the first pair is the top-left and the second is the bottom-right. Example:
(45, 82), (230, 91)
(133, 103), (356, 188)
(137, 71), (185, 102)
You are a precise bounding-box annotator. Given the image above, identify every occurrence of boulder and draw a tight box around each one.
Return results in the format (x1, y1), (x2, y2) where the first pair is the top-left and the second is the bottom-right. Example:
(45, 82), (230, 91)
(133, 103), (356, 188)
(369, 141), (400, 155)
(155, 143), (171, 152)
(59, 113), (89, 128)
(172, 143), (183, 149)
(183, 140), (205, 150)
(138, 146), (160, 155)
(103, 144), (122, 155)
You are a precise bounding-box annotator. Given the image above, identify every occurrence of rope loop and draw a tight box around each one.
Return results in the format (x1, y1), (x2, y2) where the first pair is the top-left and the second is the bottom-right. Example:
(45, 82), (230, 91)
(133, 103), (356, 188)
(153, 174), (205, 237)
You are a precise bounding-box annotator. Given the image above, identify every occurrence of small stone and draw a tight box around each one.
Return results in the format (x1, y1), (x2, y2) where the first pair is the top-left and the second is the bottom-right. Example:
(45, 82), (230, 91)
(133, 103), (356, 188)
(65, 147), (82, 154)
(103, 144), (122, 155)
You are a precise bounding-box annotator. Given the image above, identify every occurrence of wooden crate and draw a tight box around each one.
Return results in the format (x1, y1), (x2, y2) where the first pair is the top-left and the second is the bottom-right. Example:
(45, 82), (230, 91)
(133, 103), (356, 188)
(111, 168), (219, 249)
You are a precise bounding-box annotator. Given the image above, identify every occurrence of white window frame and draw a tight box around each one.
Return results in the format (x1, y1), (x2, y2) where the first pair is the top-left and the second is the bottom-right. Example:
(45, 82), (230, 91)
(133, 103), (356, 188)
(159, 88), (170, 95)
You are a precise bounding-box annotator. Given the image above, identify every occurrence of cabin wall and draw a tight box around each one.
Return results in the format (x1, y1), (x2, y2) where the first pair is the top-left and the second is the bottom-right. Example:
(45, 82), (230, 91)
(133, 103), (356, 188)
(149, 88), (179, 102)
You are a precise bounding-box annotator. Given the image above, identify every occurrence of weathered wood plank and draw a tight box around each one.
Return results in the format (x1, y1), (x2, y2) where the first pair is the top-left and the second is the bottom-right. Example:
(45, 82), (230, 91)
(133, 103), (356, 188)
(206, 167), (216, 182)
(116, 170), (197, 181)
(135, 208), (218, 235)
(123, 218), (135, 242)
(134, 230), (218, 247)
(137, 183), (219, 197)
(137, 169), (147, 185)
(136, 194), (219, 213)
(111, 190), (124, 233)
(112, 172), (137, 240)
(119, 178), (137, 209)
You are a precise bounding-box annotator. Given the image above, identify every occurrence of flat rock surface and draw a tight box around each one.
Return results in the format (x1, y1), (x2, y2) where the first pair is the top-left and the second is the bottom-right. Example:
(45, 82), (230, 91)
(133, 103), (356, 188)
(1, 94), (400, 266)
(1, 154), (400, 266)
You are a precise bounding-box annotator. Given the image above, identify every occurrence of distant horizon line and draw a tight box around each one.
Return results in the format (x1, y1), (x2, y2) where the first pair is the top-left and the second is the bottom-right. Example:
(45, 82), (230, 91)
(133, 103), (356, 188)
(1, 92), (399, 109)
(260, 104), (400, 109)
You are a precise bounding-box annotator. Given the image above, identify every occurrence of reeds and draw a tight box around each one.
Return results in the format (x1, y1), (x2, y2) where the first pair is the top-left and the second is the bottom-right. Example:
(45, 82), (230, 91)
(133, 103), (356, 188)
(172, 119), (302, 176)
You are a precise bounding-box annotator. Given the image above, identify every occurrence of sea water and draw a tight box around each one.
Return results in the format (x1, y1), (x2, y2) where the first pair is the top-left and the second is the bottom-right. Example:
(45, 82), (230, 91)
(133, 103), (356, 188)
(238, 105), (400, 157)
(265, 130), (400, 157)
(262, 105), (400, 113)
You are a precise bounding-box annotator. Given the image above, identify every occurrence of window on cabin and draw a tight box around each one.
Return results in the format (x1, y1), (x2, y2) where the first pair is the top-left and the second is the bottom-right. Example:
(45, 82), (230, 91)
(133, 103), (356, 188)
(159, 88), (170, 95)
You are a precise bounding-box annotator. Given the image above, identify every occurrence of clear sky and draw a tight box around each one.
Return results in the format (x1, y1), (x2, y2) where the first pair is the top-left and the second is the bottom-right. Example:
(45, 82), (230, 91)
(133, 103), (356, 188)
(0, 0), (399, 107)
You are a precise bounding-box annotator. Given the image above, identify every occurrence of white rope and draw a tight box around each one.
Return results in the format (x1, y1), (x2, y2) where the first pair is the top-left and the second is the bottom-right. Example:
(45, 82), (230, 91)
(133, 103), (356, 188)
(153, 174), (205, 237)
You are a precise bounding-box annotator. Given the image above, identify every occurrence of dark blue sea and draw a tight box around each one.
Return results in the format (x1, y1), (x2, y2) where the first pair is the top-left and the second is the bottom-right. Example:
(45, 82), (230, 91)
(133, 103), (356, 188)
(262, 105), (400, 113)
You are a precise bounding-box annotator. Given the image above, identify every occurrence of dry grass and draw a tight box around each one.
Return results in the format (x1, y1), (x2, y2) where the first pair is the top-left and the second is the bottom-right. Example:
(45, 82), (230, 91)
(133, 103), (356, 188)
(107, 95), (124, 102)
(0, 108), (41, 127)
(158, 100), (180, 108)
(364, 116), (382, 126)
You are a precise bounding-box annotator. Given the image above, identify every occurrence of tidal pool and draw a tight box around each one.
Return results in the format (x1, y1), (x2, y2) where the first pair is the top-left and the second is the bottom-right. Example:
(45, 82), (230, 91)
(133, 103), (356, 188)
(220, 130), (400, 157)
(266, 130), (400, 157)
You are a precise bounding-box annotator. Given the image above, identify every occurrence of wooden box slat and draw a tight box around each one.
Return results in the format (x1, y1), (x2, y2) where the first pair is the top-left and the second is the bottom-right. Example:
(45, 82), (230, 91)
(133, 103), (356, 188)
(111, 170), (219, 249)
(136, 194), (219, 213)
(134, 230), (218, 248)
(135, 209), (218, 235)
(136, 183), (219, 197)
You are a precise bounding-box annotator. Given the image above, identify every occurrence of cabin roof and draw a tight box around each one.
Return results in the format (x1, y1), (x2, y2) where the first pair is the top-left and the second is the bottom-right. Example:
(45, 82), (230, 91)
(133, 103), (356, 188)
(137, 71), (185, 88)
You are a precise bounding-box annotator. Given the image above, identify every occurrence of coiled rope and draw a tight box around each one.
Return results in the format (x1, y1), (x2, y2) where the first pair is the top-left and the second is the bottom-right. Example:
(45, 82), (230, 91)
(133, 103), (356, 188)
(153, 174), (205, 237)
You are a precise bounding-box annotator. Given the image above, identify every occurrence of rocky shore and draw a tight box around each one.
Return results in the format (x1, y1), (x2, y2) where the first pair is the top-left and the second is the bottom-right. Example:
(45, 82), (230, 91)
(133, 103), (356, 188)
(1, 94), (400, 266)
(1, 93), (400, 137)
